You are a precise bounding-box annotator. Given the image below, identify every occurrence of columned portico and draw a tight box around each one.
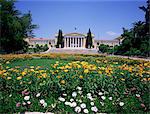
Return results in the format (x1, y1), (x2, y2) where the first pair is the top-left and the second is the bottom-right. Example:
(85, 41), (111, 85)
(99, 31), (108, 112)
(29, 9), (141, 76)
(64, 33), (86, 48)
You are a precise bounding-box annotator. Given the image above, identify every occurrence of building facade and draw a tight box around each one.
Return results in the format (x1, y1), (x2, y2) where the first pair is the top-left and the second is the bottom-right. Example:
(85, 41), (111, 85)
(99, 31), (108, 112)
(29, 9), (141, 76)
(26, 32), (120, 49)
(55, 33), (94, 49)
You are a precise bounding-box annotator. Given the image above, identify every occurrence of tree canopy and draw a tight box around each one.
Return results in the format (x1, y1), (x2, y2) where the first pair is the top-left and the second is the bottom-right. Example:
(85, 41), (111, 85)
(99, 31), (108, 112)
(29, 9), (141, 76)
(115, 0), (150, 57)
(0, 0), (37, 53)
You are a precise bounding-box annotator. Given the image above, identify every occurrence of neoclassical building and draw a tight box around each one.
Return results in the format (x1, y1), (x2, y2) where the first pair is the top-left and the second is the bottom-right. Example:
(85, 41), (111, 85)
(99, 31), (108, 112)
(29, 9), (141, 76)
(26, 32), (120, 49)
(55, 33), (94, 49)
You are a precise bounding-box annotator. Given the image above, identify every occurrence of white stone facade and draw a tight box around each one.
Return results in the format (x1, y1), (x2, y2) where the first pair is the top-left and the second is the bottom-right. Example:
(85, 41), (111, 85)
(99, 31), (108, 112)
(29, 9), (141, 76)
(26, 32), (120, 49)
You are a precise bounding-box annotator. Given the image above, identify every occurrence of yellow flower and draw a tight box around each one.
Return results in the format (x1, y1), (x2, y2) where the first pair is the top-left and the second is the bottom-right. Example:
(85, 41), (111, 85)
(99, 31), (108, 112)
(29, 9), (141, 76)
(6, 61), (10, 64)
(98, 71), (102, 74)
(120, 72), (124, 75)
(128, 67), (132, 72)
(30, 69), (34, 72)
(42, 73), (47, 78)
(7, 77), (12, 80)
(101, 67), (105, 70)
(6, 66), (9, 69)
(84, 69), (89, 74)
(144, 63), (148, 67)
(60, 80), (65, 84)
(37, 76), (42, 78)
(79, 75), (83, 79)
(28, 81), (32, 84)
(21, 71), (26, 76)
(77, 65), (81, 68)
(121, 78), (125, 81)
(64, 69), (69, 72)
(30, 66), (34, 69)
(17, 76), (22, 80)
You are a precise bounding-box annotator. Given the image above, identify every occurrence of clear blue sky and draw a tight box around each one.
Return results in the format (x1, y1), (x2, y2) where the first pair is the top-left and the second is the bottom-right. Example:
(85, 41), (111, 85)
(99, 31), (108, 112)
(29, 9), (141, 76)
(15, 0), (146, 40)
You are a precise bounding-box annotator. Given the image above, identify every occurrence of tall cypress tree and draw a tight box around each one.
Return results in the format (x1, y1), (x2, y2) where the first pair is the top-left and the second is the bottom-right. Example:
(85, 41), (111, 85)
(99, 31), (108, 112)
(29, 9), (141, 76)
(86, 29), (93, 48)
(56, 29), (64, 48)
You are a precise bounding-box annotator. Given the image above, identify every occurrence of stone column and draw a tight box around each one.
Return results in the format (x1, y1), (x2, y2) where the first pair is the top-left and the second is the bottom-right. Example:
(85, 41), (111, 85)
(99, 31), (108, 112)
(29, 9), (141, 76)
(68, 38), (70, 47)
(78, 38), (80, 47)
(66, 38), (68, 48)
(75, 38), (77, 48)
(69, 38), (71, 47)
(70, 37), (72, 48)
(67, 38), (69, 48)
(73, 38), (74, 48)
(64, 38), (66, 48)
(81, 38), (82, 48)
(77, 38), (79, 47)
(83, 38), (86, 48)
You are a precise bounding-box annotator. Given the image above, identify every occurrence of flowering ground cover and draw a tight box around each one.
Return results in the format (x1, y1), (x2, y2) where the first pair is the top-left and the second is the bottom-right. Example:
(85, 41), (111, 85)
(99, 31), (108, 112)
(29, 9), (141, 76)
(0, 54), (150, 113)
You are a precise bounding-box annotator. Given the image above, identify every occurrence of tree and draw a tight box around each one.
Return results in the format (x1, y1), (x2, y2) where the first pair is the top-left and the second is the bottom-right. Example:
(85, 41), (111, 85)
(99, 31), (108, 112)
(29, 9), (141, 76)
(86, 29), (93, 48)
(139, 0), (150, 34)
(56, 29), (64, 48)
(43, 44), (49, 51)
(115, 0), (149, 57)
(0, 0), (37, 53)
(98, 44), (109, 53)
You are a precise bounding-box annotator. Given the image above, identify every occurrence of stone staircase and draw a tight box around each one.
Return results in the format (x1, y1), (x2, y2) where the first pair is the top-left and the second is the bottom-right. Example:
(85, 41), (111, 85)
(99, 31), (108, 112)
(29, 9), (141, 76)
(44, 48), (98, 54)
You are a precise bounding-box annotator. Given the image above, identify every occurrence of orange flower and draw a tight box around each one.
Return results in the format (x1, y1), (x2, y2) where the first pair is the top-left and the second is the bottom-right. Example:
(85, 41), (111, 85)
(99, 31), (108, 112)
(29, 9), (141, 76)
(57, 76), (61, 79)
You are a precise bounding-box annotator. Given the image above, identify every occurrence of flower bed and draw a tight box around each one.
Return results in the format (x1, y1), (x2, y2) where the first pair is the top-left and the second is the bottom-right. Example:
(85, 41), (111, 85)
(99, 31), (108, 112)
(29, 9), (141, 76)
(0, 54), (149, 113)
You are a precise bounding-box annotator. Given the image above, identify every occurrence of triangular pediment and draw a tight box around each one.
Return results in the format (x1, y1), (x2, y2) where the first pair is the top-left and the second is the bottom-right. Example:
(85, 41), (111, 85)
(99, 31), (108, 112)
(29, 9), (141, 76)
(64, 33), (85, 36)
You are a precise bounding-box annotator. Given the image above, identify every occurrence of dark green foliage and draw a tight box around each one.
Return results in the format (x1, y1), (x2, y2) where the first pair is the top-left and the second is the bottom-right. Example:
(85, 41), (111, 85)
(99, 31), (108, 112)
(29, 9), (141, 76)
(33, 44), (49, 53)
(0, 0), (37, 53)
(43, 44), (49, 51)
(116, 1), (150, 57)
(99, 44), (110, 53)
(86, 29), (93, 48)
(98, 44), (115, 54)
(56, 29), (64, 48)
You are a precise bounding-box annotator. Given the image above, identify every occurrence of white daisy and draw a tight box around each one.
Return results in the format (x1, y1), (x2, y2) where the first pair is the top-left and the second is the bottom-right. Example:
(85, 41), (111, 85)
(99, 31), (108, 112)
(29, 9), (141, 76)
(91, 106), (98, 112)
(71, 102), (77, 107)
(62, 93), (67, 96)
(70, 98), (74, 102)
(58, 97), (65, 102)
(72, 92), (77, 97)
(65, 101), (71, 106)
(101, 96), (106, 100)
(77, 86), (82, 91)
(119, 102), (124, 106)
(36, 93), (41, 97)
(83, 109), (89, 113)
(98, 92), (103, 96)
(87, 93), (92, 97)
(80, 103), (86, 109)
(75, 106), (81, 113)
(27, 101), (31, 105)
(24, 96), (30, 101)
(40, 99), (45, 104)
(22, 102), (26, 106)
(109, 97), (112, 100)
(90, 102), (94, 106)
(43, 102), (47, 108)
(136, 94), (140, 98)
